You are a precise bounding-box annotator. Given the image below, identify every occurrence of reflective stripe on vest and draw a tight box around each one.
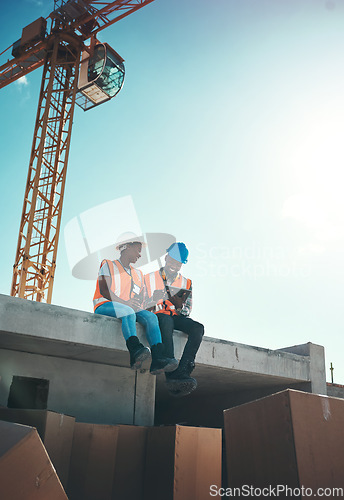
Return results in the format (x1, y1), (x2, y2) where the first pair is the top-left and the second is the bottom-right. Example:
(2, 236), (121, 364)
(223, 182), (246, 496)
(93, 296), (108, 308)
(93, 259), (144, 311)
(113, 263), (121, 297)
(145, 271), (164, 298)
(149, 272), (157, 297)
(145, 270), (188, 298)
(144, 270), (191, 315)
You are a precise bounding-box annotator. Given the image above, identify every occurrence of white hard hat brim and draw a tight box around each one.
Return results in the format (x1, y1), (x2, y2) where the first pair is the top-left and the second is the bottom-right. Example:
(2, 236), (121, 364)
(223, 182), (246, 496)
(115, 236), (147, 250)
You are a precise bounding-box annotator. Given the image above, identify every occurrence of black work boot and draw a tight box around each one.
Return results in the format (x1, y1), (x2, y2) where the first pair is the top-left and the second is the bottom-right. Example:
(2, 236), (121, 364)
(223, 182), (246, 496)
(165, 358), (197, 397)
(150, 343), (179, 375)
(126, 336), (151, 370)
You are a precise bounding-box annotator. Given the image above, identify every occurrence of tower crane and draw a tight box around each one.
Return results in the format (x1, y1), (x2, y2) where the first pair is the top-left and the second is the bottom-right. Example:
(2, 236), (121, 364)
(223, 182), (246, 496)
(0, 0), (154, 303)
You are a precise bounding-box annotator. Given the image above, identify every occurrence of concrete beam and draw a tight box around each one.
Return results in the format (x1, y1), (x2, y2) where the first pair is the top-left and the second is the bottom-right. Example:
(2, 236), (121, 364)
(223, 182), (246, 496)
(0, 294), (325, 427)
(278, 343), (327, 395)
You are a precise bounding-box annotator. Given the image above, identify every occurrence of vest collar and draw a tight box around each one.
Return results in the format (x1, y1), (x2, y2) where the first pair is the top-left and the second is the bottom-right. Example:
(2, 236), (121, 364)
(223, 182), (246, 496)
(160, 267), (179, 284)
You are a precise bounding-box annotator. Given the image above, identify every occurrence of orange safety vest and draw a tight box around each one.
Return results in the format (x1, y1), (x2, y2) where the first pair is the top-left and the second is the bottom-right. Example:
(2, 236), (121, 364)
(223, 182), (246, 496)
(144, 269), (191, 316)
(93, 259), (144, 312)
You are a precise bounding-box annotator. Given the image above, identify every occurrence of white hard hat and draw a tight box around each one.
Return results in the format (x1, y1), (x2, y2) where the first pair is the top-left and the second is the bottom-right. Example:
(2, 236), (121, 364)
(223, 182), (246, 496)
(115, 232), (147, 250)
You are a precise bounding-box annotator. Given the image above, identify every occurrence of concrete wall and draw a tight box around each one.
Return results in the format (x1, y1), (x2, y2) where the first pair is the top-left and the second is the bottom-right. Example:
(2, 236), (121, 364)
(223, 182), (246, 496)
(0, 349), (155, 425)
(0, 294), (156, 425)
(327, 383), (344, 399)
(279, 343), (327, 396)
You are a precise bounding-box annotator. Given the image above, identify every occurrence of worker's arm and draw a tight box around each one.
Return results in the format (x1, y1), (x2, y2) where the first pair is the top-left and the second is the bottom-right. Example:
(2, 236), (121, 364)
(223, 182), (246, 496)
(99, 275), (124, 303)
(98, 275), (140, 308)
(168, 291), (188, 311)
(144, 289), (167, 310)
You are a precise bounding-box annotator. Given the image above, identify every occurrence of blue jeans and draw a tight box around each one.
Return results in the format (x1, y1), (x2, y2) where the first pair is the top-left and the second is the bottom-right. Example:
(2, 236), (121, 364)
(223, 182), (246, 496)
(95, 301), (162, 346)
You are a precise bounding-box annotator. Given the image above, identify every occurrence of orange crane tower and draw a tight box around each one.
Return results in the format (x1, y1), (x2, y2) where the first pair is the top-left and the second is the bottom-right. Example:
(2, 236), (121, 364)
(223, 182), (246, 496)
(0, 0), (154, 303)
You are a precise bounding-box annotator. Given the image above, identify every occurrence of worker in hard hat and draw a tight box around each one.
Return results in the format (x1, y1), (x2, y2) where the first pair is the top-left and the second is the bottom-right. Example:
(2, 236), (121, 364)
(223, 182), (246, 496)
(144, 242), (204, 397)
(93, 232), (178, 375)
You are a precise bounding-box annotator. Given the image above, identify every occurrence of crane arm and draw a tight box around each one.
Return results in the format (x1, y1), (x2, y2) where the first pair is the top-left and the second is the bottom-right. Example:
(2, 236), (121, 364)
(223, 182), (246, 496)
(54, 0), (155, 36)
(0, 0), (155, 90)
(0, 40), (47, 89)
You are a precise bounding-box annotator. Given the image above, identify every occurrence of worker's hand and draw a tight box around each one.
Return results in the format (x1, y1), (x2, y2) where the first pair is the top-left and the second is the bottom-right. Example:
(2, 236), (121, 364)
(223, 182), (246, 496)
(153, 289), (167, 303)
(128, 295), (142, 311)
(168, 292), (187, 310)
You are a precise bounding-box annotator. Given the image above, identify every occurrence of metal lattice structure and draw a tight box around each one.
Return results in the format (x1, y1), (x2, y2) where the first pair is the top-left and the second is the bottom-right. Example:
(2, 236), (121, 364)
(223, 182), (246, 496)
(11, 36), (82, 302)
(0, 1), (154, 90)
(0, 0), (155, 302)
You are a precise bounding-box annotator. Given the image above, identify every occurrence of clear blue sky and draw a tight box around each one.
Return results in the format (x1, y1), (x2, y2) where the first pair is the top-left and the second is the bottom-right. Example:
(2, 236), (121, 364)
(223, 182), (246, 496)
(1, 0), (344, 383)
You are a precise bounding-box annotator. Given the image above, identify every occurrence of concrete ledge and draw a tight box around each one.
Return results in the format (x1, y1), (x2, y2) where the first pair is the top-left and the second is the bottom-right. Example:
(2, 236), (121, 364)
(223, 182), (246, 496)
(0, 294), (132, 367)
(0, 294), (326, 427)
(0, 294), (309, 377)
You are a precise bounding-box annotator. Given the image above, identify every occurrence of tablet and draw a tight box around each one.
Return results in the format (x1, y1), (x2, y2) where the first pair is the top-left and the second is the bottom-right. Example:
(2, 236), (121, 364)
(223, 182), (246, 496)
(166, 286), (191, 299)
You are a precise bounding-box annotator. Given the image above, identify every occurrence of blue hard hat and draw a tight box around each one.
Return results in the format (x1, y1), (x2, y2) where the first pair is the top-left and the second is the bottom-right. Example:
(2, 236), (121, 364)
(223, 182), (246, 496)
(166, 242), (189, 264)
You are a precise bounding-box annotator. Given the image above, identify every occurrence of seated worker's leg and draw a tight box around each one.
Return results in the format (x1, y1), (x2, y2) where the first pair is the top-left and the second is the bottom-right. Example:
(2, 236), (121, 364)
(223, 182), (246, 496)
(165, 316), (204, 397)
(95, 301), (150, 370)
(156, 313), (175, 359)
(136, 310), (178, 375)
(173, 316), (204, 364)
